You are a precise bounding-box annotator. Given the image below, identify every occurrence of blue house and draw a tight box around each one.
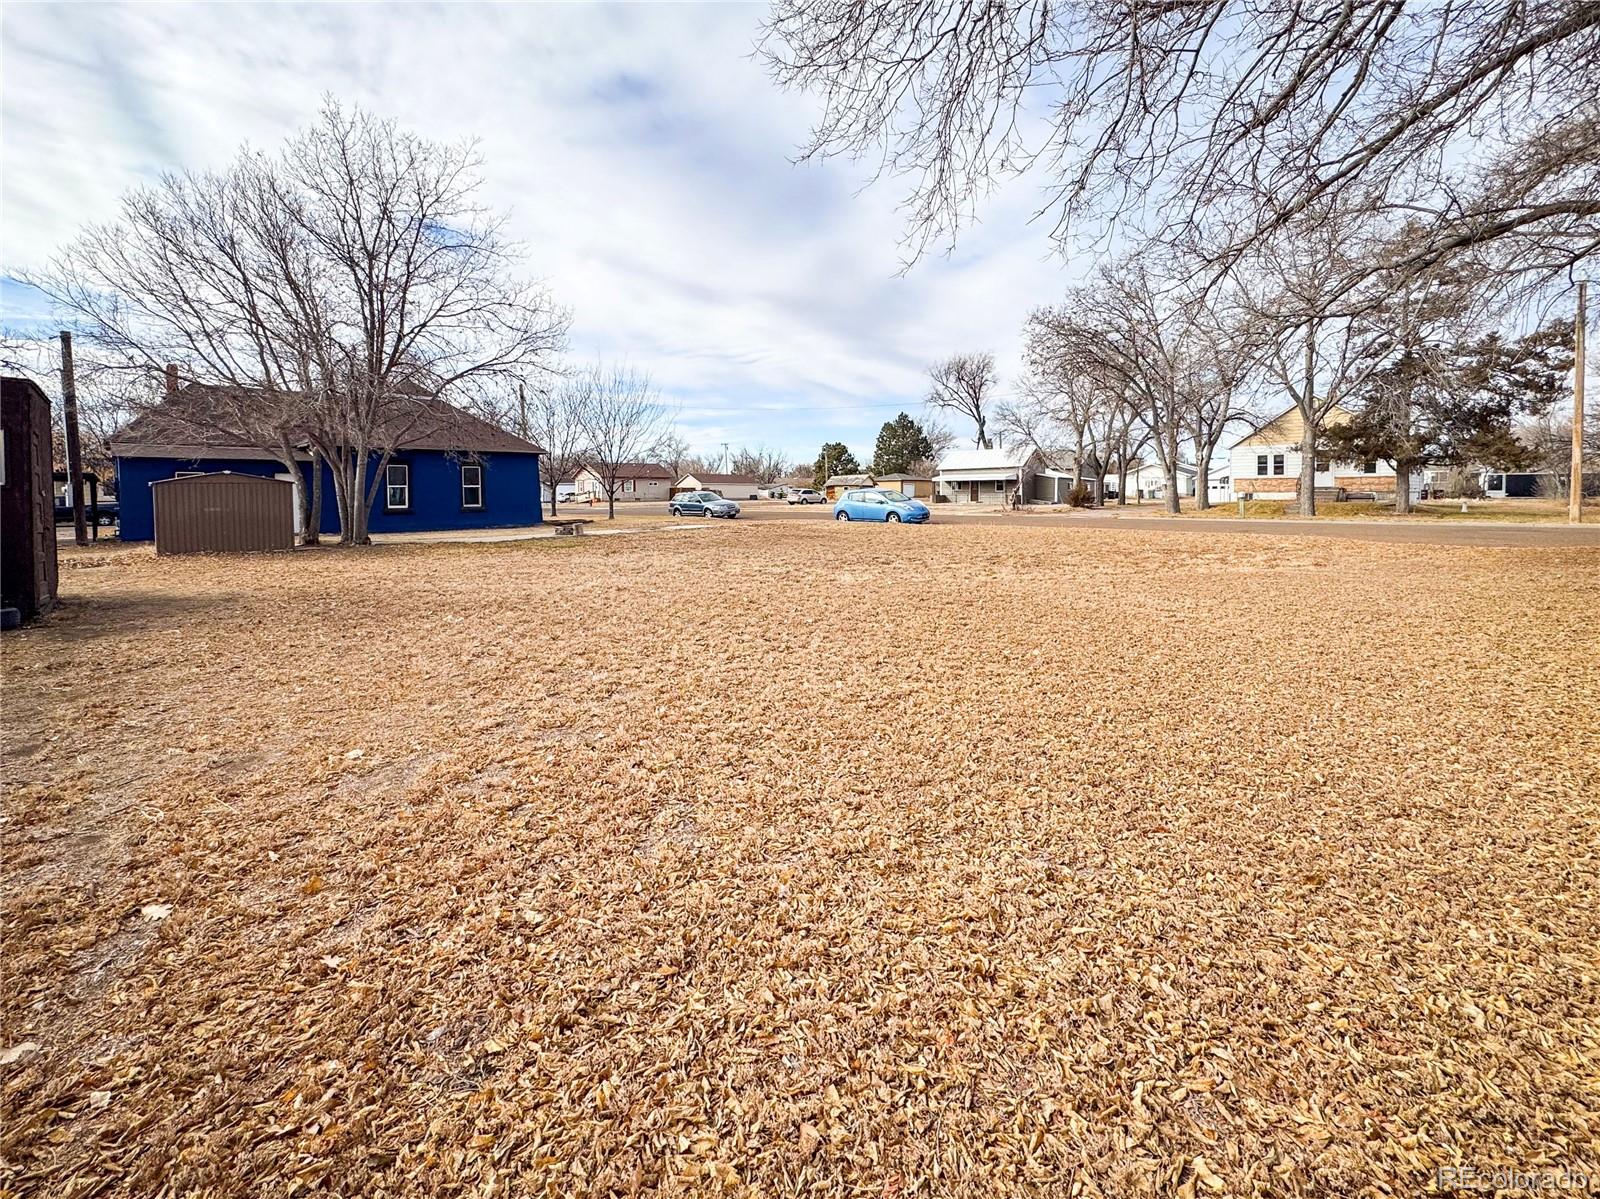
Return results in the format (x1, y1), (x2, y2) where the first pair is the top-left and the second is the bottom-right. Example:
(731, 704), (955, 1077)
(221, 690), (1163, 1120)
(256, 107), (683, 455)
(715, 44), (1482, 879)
(112, 381), (545, 541)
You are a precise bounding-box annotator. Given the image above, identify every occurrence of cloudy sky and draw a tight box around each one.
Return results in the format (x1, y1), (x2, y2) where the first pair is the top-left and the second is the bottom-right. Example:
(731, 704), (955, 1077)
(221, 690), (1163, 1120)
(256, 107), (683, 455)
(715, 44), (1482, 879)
(1, 2), (1091, 466)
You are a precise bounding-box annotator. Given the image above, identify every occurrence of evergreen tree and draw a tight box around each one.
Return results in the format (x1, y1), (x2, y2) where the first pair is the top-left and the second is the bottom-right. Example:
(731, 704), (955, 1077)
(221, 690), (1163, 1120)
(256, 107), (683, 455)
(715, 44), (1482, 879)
(812, 441), (860, 488)
(1324, 320), (1572, 504)
(872, 412), (937, 475)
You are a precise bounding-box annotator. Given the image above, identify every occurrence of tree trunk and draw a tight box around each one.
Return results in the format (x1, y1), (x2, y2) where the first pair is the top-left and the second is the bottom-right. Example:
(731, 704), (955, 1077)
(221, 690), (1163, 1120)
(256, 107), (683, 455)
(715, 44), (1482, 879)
(1116, 463), (1128, 505)
(1393, 382), (1414, 515)
(277, 440), (311, 545)
(353, 446), (385, 546)
(1163, 460), (1181, 515)
(328, 449), (354, 545)
(1195, 457), (1211, 511)
(1298, 413), (1317, 516)
(1299, 332), (1318, 517)
(607, 478), (616, 519)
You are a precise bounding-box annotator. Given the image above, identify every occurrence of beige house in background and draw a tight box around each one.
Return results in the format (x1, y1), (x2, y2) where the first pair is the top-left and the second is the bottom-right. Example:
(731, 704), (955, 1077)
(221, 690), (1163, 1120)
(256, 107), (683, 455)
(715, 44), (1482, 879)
(822, 473), (874, 499)
(673, 472), (761, 499)
(572, 462), (672, 502)
(874, 474), (934, 498)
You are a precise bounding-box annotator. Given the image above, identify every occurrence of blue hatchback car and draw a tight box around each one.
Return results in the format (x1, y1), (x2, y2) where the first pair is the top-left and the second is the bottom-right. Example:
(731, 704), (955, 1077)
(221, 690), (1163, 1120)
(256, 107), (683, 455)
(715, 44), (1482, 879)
(832, 488), (931, 523)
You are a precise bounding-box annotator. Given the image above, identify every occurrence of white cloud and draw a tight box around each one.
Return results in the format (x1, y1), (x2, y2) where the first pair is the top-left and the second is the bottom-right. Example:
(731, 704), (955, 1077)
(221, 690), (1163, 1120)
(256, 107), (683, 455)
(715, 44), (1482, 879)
(1, 2), (1086, 462)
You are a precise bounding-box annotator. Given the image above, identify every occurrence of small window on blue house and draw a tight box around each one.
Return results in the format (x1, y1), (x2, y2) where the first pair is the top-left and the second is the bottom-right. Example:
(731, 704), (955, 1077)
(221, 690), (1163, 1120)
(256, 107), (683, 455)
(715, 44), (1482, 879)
(461, 462), (483, 509)
(385, 463), (410, 512)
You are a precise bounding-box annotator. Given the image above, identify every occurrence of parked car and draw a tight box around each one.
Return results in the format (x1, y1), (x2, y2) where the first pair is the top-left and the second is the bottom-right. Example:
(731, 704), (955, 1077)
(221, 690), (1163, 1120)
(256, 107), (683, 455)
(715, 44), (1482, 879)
(785, 488), (825, 505)
(55, 498), (119, 526)
(832, 488), (930, 523)
(669, 490), (741, 518)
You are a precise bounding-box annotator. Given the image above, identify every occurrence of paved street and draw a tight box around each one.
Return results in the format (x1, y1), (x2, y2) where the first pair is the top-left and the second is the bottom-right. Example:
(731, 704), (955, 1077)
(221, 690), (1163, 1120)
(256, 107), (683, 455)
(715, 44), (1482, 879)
(596, 499), (1600, 548)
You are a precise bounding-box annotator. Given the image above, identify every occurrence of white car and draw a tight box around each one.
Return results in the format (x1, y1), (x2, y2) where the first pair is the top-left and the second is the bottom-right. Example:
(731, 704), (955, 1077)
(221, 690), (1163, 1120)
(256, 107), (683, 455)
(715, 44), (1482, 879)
(785, 488), (825, 505)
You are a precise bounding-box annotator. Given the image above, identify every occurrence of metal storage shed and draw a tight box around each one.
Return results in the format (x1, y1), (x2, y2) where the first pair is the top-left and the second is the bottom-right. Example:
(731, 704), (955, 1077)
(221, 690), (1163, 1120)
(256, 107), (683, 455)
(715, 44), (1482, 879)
(152, 472), (294, 555)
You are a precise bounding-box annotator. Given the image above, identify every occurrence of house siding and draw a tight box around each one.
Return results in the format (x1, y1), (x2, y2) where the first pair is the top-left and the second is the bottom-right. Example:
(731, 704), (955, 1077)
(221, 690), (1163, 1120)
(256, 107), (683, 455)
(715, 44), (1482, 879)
(676, 474), (761, 499)
(876, 477), (934, 498)
(573, 467), (669, 501)
(115, 450), (542, 541)
(1227, 444), (1415, 499)
(939, 473), (1030, 504)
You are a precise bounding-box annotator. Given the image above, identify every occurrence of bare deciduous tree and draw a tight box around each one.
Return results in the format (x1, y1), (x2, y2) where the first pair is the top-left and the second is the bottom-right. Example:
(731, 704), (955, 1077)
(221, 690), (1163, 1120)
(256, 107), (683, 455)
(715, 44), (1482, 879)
(508, 378), (588, 519)
(572, 363), (672, 519)
(1243, 218), (1389, 515)
(762, 3), (1600, 295)
(25, 101), (569, 545)
(278, 105), (569, 544)
(651, 432), (694, 481)
(1029, 263), (1206, 513)
(927, 352), (998, 448)
(1185, 300), (1257, 510)
(0, 332), (138, 484)
(729, 445), (791, 484)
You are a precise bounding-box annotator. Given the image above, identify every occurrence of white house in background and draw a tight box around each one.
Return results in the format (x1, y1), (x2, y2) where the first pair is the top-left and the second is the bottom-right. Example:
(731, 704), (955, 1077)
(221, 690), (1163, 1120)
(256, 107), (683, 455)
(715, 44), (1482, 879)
(1206, 469), (1232, 503)
(673, 472), (761, 499)
(1229, 404), (1423, 502)
(541, 479), (577, 505)
(1111, 462), (1197, 501)
(572, 461), (673, 502)
(935, 446), (1041, 504)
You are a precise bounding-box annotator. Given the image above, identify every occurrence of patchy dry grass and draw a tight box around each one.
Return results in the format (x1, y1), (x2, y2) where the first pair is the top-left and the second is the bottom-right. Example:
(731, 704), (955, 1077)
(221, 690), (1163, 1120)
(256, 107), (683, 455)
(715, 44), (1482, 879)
(4, 525), (1598, 1198)
(1162, 497), (1600, 523)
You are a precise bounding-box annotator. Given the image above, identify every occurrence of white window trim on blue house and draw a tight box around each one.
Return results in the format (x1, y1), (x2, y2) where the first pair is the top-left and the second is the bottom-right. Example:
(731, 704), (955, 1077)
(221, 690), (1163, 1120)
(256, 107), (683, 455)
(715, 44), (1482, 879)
(385, 463), (410, 512)
(461, 462), (484, 510)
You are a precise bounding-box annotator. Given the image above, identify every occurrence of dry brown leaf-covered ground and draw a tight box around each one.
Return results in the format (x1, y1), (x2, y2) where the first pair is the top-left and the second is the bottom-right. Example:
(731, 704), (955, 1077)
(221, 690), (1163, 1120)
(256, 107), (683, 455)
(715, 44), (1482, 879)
(3, 524), (1598, 1198)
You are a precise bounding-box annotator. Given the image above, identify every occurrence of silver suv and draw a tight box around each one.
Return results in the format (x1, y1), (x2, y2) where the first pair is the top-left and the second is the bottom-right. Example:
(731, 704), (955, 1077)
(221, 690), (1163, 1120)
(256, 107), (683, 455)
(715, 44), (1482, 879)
(785, 488), (824, 505)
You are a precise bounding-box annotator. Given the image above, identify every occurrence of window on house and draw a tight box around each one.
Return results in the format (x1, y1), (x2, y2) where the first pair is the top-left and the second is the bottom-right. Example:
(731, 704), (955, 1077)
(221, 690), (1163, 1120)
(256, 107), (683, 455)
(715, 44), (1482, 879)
(1314, 457), (1329, 472)
(994, 479), (1005, 491)
(385, 463), (410, 511)
(1362, 460), (1378, 474)
(460, 462), (483, 509)
(1256, 454), (1268, 475)
(1272, 454), (1285, 476)
(174, 470), (204, 478)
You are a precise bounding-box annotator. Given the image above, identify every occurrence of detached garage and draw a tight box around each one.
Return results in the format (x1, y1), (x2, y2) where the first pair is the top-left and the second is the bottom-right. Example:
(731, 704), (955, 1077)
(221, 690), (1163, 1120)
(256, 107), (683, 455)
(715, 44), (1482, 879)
(152, 472), (294, 555)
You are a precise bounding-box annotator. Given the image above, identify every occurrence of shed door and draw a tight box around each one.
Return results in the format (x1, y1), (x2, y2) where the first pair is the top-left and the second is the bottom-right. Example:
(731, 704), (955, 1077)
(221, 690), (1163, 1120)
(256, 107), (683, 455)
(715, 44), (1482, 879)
(968, 481), (978, 502)
(275, 473), (302, 535)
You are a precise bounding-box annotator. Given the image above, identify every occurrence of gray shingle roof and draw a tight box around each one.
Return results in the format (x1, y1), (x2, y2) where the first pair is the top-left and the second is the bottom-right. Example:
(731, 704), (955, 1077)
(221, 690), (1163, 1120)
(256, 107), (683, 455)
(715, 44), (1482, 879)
(111, 382), (544, 456)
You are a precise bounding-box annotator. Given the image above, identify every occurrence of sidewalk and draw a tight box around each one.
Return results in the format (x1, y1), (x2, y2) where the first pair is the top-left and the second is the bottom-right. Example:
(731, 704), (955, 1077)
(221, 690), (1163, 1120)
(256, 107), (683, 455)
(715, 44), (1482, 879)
(371, 522), (711, 545)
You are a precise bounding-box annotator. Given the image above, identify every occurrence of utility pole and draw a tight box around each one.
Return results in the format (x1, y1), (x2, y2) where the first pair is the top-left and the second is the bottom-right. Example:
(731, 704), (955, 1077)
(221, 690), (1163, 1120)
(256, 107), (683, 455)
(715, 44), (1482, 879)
(59, 331), (88, 547)
(1572, 280), (1587, 525)
(721, 442), (730, 473)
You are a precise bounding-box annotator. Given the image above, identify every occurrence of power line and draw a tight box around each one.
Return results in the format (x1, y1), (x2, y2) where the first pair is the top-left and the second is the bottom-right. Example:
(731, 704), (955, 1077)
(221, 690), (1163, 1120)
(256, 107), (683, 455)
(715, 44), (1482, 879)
(676, 398), (925, 416)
